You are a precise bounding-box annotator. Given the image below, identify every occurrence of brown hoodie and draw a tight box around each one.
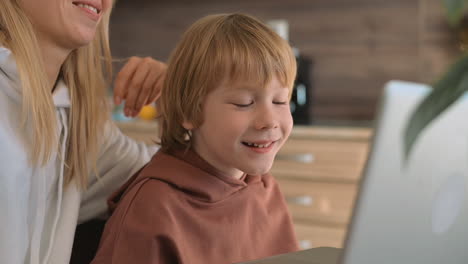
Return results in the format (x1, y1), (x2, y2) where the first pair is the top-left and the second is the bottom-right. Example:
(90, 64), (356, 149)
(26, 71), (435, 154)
(91, 149), (299, 264)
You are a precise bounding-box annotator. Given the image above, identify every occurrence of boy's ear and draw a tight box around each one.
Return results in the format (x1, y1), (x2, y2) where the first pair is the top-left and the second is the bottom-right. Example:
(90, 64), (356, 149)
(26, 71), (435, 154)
(182, 120), (195, 130)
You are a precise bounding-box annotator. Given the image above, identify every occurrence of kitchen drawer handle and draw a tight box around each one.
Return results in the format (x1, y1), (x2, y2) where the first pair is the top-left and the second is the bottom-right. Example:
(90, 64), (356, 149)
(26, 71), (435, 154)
(286, 195), (314, 206)
(275, 153), (315, 163)
(299, 240), (313, 249)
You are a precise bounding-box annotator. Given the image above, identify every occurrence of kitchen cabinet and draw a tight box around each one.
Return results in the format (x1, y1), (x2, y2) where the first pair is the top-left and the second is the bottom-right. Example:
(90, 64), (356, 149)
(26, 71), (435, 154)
(272, 126), (371, 249)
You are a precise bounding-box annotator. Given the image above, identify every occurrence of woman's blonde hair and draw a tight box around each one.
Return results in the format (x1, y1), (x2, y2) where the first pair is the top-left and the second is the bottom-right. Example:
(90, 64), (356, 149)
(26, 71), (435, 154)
(0, 1), (113, 189)
(159, 13), (297, 151)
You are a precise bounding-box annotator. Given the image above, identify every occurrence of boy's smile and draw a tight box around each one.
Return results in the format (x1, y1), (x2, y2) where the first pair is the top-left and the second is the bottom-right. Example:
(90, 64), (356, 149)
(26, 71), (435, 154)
(184, 76), (293, 179)
(242, 140), (278, 153)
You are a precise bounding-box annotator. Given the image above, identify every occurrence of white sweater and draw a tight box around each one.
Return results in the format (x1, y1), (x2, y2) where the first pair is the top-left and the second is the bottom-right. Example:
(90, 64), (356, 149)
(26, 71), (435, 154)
(0, 47), (159, 264)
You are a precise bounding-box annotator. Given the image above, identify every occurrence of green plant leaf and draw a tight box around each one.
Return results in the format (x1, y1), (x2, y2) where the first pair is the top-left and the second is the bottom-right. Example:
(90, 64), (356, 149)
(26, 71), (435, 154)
(404, 55), (468, 160)
(443, 0), (468, 26)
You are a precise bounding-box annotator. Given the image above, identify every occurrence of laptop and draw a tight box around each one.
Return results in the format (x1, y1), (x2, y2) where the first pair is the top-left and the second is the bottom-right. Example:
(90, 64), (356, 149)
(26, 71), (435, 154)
(240, 80), (468, 264)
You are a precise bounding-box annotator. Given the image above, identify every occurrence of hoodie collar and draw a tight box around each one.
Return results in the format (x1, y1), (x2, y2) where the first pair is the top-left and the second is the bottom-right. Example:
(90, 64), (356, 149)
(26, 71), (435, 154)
(131, 149), (263, 203)
(0, 46), (71, 108)
(52, 80), (71, 108)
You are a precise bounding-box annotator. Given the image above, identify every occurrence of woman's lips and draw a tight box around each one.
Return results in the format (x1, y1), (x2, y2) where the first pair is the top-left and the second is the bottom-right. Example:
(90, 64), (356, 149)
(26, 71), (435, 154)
(73, 1), (101, 22)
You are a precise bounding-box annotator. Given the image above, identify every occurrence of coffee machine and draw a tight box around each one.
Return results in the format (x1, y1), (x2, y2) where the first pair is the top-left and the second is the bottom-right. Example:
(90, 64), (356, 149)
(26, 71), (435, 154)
(267, 20), (313, 125)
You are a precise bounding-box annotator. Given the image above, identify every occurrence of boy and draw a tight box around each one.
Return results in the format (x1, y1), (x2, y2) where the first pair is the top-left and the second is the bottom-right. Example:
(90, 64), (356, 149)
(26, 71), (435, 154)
(92, 13), (299, 264)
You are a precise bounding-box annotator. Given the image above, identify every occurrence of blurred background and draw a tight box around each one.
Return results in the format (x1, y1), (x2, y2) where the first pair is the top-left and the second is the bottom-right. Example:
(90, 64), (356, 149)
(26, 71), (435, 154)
(109, 0), (460, 125)
(111, 0), (463, 249)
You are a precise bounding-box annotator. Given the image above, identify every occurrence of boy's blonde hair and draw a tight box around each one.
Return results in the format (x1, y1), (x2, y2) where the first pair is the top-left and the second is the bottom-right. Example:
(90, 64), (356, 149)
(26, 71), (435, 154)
(159, 13), (297, 151)
(0, 0), (113, 189)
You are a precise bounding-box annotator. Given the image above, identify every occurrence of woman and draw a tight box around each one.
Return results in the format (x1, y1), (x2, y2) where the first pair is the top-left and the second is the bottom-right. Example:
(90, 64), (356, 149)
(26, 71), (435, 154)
(0, 0), (166, 263)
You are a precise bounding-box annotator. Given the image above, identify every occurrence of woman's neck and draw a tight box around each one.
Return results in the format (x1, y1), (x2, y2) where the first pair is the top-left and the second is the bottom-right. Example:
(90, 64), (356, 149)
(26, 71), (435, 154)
(37, 37), (71, 92)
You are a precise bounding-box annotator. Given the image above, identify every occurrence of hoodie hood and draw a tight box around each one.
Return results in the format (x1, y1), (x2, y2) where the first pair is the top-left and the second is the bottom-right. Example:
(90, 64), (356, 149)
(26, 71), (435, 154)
(109, 149), (264, 211)
(0, 45), (159, 264)
(0, 46), (71, 264)
(0, 46), (21, 102)
(0, 46), (70, 108)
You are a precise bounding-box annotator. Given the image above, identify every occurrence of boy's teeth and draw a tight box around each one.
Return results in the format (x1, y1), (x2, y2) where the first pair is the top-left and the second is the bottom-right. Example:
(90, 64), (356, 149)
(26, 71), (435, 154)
(245, 142), (271, 148)
(78, 3), (98, 14)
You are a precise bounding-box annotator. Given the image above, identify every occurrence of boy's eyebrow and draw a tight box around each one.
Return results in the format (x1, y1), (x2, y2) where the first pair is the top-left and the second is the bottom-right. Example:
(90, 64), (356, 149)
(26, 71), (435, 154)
(229, 83), (258, 90)
(222, 84), (258, 94)
(223, 83), (290, 93)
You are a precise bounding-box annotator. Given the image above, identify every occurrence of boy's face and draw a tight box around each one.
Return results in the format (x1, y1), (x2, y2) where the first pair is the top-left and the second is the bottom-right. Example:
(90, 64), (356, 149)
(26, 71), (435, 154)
(184, 76), (293, 179)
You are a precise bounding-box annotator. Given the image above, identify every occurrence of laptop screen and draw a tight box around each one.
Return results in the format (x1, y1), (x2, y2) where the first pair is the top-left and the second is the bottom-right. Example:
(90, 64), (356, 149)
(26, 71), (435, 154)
(342, 80), (468, 264)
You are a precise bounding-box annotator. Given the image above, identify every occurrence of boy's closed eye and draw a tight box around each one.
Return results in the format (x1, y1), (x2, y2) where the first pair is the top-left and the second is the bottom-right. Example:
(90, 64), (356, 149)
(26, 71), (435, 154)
(230, 99), (289, 107)
(232, 101), (254, 107)
(273, 100), (288, 105)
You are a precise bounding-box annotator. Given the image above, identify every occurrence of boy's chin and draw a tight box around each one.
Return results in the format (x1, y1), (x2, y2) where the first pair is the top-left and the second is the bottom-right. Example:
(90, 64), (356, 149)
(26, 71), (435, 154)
(243, 166), (273, 176)
(241, 159), (275, 176)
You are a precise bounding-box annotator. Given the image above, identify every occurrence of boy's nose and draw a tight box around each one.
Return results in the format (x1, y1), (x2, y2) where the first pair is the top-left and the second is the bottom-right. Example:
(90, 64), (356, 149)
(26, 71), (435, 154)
(254, 106), (279, 130)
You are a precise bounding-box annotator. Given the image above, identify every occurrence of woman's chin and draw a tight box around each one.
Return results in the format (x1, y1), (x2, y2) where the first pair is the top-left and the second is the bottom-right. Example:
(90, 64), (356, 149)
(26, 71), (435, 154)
(68, 29), (98, 49)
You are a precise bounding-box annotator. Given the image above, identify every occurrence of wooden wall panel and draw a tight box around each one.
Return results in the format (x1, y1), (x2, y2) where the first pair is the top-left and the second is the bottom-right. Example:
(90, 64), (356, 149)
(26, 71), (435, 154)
(419, 0), (459, 83)
(109, 0), (459, 122)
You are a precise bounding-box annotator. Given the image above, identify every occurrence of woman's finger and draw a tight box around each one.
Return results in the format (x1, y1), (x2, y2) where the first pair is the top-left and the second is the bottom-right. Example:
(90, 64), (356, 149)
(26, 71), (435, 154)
(123, 57), (152, 117)
(113, 56), (141, 106)
(147, 71), (165, 105)
(133, 62), (161, 113)
(146, 62), (166, 104)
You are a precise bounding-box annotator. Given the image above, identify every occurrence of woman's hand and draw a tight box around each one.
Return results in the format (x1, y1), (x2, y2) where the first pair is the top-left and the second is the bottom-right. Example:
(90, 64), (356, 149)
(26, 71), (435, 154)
(113, 56), (167, 117)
